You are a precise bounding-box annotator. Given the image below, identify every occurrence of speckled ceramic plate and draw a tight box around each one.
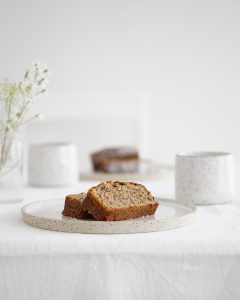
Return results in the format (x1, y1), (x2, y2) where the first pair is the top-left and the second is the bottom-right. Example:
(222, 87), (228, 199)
(21, 198), (196, 234)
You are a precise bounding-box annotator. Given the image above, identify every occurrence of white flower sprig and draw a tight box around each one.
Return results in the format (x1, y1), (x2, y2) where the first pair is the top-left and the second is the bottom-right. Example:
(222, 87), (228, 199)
(0, 63), (50, 175)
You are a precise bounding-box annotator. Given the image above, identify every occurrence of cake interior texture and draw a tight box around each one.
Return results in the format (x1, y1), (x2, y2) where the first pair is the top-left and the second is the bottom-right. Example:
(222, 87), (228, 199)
(96, 158), (139, 173)
(83, 181), (159, 221)
(93, 181), (154, 208)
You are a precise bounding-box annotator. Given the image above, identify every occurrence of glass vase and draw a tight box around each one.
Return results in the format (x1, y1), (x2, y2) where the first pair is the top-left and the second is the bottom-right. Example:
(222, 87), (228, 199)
(0, 133), (23, 203)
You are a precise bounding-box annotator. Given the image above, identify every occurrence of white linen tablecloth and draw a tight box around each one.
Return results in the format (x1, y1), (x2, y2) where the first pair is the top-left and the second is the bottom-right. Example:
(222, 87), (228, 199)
(0, 180), (240, 300)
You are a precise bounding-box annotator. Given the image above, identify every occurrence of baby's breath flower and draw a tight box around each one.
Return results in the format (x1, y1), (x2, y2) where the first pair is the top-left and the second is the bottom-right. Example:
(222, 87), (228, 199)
(24, 70), (29, 80)
(0, 62), (50, 173)
(36, 113), (44, 120)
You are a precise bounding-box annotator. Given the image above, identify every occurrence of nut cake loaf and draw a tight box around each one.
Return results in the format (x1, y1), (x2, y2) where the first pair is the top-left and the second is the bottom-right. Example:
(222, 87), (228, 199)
(91, 147), (139, 173)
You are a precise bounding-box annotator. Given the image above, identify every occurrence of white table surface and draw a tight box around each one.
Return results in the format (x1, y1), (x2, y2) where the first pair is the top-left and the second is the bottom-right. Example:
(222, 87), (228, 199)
(1, 179), (240, 300)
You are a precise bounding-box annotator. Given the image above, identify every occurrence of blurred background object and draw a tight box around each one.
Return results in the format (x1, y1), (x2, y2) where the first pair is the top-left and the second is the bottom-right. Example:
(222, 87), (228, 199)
(28, 143), (79, 187)
(23, 117), (140, 172)
(1, 0), (240, 176)
(90, 146), (140, 173)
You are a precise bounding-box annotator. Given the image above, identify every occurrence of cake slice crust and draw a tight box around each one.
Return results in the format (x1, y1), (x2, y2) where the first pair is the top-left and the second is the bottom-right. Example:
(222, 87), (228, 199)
(82, 181), (159, 221)
(62, 193), (91, 219)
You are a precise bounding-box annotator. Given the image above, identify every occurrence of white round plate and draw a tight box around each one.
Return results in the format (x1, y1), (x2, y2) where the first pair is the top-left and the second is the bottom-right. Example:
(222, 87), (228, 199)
(21, 198), (196, 234)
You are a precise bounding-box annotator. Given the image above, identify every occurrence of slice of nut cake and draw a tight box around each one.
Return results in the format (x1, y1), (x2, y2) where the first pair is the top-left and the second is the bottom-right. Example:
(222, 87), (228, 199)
(62, 193), (92, 219)
(82, 181), (159, 221)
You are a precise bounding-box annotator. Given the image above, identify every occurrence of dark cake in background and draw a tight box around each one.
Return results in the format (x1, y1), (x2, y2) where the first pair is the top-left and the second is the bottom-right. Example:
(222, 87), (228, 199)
(91, 147), (152, 174)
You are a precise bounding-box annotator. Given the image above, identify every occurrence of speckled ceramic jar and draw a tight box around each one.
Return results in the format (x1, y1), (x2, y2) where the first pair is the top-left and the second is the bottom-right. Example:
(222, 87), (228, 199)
(175, 152), (235, 205)
(28, 143), (79, 187)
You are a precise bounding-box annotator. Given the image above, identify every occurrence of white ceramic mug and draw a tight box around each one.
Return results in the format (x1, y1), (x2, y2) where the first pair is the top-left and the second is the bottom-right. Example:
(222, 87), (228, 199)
(28, 143), (79, 186)
(175, 152), (235, 205)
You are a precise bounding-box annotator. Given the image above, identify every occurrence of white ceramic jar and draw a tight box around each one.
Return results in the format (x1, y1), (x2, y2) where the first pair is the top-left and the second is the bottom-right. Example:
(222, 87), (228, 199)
(28, 143), (79, 187)
(175, 152), (235, 205)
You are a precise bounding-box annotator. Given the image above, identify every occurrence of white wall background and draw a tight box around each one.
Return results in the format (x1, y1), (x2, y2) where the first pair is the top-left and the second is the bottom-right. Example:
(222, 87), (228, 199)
(1, 0), (240, 167)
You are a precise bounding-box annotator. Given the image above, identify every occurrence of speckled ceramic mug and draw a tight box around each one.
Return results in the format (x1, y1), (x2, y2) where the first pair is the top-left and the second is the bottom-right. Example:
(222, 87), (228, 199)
(175, 152), (235, 205)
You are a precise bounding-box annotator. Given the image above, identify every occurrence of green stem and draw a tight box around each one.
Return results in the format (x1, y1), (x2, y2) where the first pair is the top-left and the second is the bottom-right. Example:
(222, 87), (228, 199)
(0, 94), (14, 173)
(0, 129), (9, 172)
